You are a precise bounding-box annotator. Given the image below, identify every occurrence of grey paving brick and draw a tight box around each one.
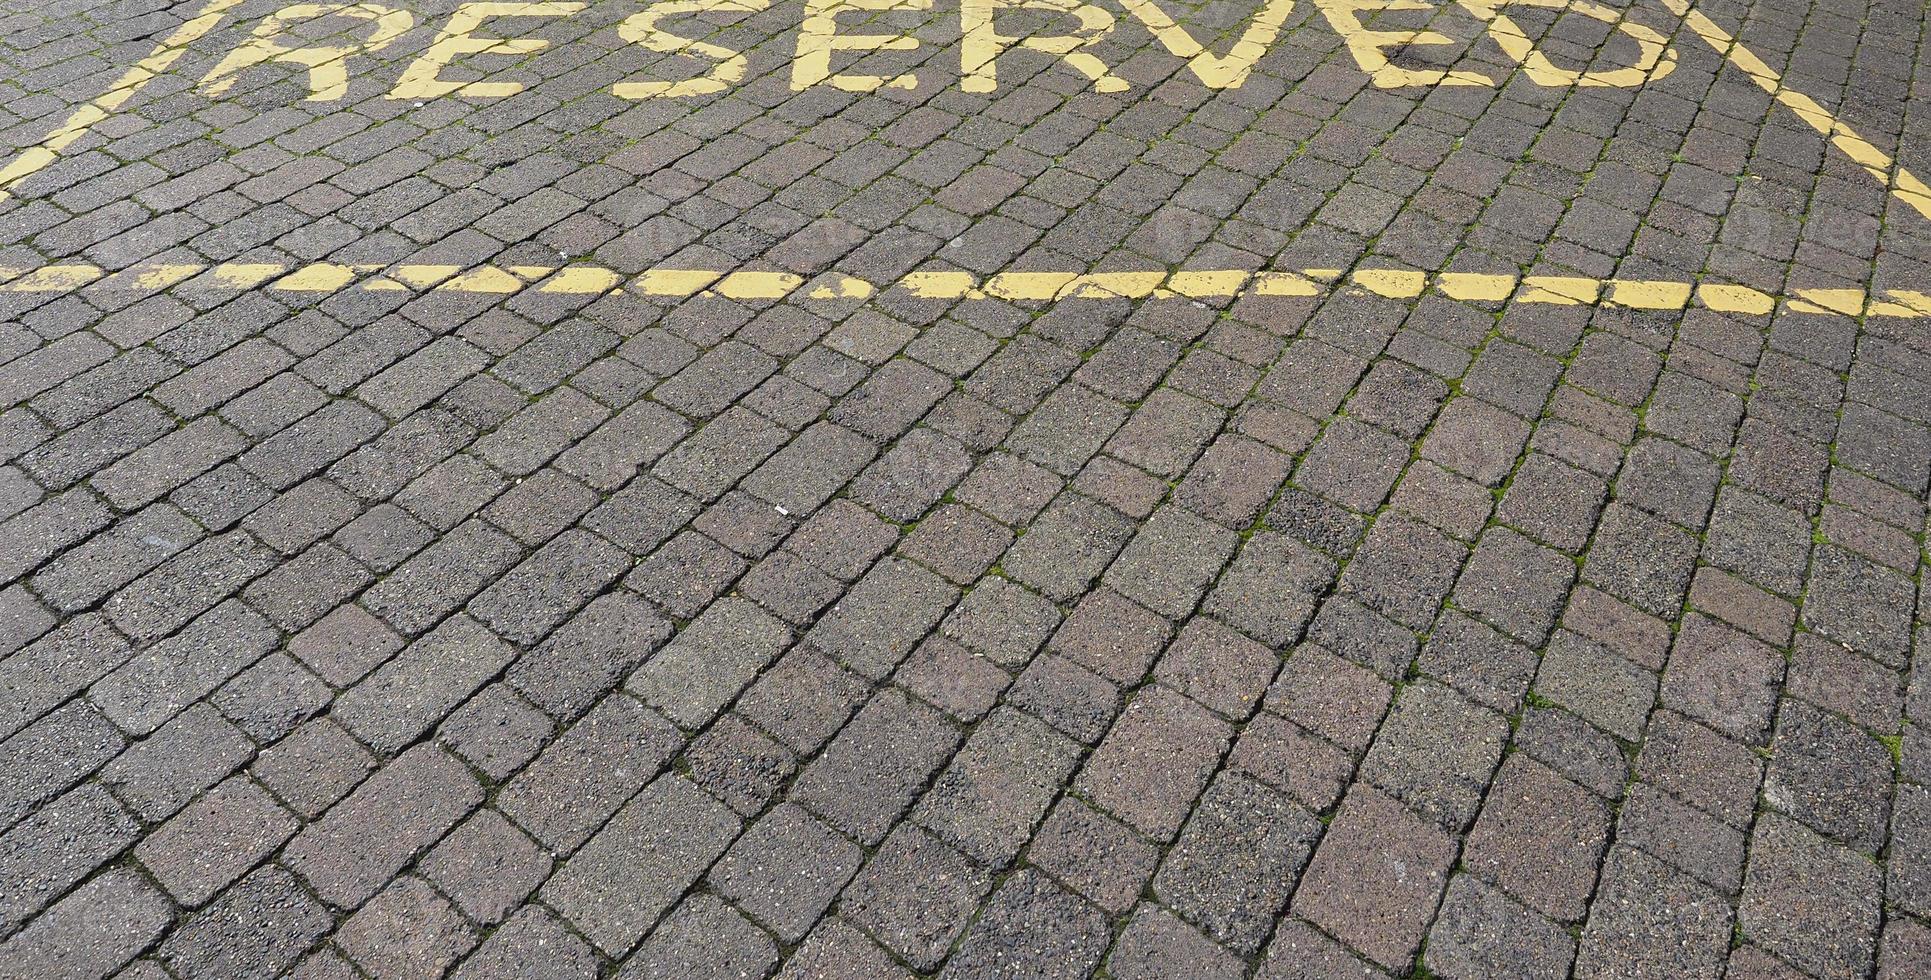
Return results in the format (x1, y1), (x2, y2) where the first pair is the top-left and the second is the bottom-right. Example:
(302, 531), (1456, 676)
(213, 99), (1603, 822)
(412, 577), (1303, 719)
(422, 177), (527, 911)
(543, 774), (738, 955)
(1076, 685), (1230, 841)
(1203, 532), (1335, 647)
(1154, 772), (1320, 953)
(1803, 543), (1917, 667)
(283, 744), (483, 908)
(0, 700), (122, 833)
(1293, 418), (1410, 513)
(104, 703), (255, 821)
(1341, 514), (1465, 630)
(251, 718), (376, 821)
(940, 871), (1110, 980)
(496, 692), (680, 851)
(629, 597), (790, 728)
(1422, 397), (1530, 486)
(850, 427), (972, 522)
(1, 9), (1922, 968)
(1617, 782), (1746, 894)
(1660, 615), (1783, 745)
(621, 893), (777, 980)
(1453, 526), (1575, 645)
(709, 803), (862, 942)
(1533, 631), (1656, 741)
(1739, 814), (1881, 978)
(840, 824), (992, 970)
(1293, 785), (1455, 971)
(137, 776), (297, 906)
(792, 687), (959, 845)
(420, 809), (551, 925)
(450, 907), (600, 980)
(332, 614), (517, 754)
(1575, 846), (1731, 980)
(1108, 905), (1245, 980)
(1104, 505), (1239, 620)
(336, 876), (478, 980)
(1426, 876), (1575, 980)
(915, 707), (1079, 864)
(1496, 453), (1607, 551)
(1360, 681), (1507, 832)
(510, 593), (671, 720)
(360, 519), (521, 635)
(31, 501), (202, 612)
(1462, 756), (1609, 922)
(159, 865), (332, 980)
(1763, 699), (1894, 852)
(0, 784), (139, 933)
(0, 868), (171, 980)
(1582, 503), (1698, 617)
(468, 529), (630, 645)
(804, 558), (956, 679)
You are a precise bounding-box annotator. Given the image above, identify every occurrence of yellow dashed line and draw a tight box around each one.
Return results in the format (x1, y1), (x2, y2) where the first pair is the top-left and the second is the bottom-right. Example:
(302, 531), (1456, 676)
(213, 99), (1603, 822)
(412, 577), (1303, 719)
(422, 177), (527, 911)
(0, 261), (1921, 320)
(5, 264), (104, 291)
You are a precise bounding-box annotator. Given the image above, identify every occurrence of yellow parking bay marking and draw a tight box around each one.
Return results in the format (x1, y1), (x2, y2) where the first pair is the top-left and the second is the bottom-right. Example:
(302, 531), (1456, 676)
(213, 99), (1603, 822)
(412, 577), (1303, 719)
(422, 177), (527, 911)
(0, 261), (1923, 320)
(1660, 0), (1931, 222)
(0, 0), (244, 203)
(1, 0), (1928, 229)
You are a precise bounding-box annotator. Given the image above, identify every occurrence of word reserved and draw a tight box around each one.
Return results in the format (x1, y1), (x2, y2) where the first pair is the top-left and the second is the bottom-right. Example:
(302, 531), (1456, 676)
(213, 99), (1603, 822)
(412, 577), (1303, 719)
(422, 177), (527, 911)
(197, 0), (1679, 102)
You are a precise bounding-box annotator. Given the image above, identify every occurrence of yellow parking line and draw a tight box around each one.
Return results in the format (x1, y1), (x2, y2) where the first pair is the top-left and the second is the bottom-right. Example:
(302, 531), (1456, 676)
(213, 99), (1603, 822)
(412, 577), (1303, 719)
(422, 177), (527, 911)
(1660, 0), (1931, 222)
(0, 0), (244, 202)
(1, 261), (1922, 320)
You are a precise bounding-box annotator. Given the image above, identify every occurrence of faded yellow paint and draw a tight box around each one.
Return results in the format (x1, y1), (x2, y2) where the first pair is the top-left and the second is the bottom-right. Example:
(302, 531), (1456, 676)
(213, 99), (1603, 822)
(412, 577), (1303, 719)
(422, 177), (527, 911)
(1314, 0), (1494, 89)
(1519, 276), (1600, 305)
(272, 263), (365, 290)
(391, 2), (582, 99)
(387, 265), (462, 288)
(809, 276), (877, 299)
(1067, 271), (1168, 299)
(126, 264), (205, 289)
(6, 265), (104, 291)
(982, 272), (1081, 300)
(635, 268), (724, 296)
(1116, 0), (1296, 89)
(440, 267), (527, 292)
(540, 267), (625, 293)
(1697, 282), (1776, 316)
(1166, 270), (1250, 298)
(616, 0), (771, 98)
(899, 270), (980, 298)
(1249, 272), (1324, 296)
(1885, 290), (1931, 315)
(3, 260), (1920, 322)
(0, 0), (243, 202)
(1436, 272), (1518, 302)
(715, 271), (805, 298)
(1608, 279), (1693, 310)
(960, 0), (1129, 94)
(200, 3), (412, 102)
(1788, 288), (1865, 316)
(1460, 0), (1675, 88)
(1865, 292), (1925, 318)
(1353, 269), (1426, 298)
(210, 263), (287, 287)
(1659, 0), (1931, 224)
(791, 0), (929, 92)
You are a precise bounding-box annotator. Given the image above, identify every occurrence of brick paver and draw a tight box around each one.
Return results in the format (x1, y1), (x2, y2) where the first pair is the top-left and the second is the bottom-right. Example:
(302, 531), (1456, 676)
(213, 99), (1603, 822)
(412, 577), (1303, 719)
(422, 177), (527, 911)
(1, 0), (1929, 977)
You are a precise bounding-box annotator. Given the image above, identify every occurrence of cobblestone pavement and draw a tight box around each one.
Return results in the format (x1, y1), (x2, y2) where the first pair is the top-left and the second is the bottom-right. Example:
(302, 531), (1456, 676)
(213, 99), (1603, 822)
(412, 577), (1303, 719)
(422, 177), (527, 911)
(2, 0), (1930, 977)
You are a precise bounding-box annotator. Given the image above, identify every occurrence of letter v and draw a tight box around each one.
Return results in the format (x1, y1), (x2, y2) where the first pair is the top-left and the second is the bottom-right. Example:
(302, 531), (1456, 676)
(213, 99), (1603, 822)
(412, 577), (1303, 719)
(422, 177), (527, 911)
(1117, 0), (1296, 88)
